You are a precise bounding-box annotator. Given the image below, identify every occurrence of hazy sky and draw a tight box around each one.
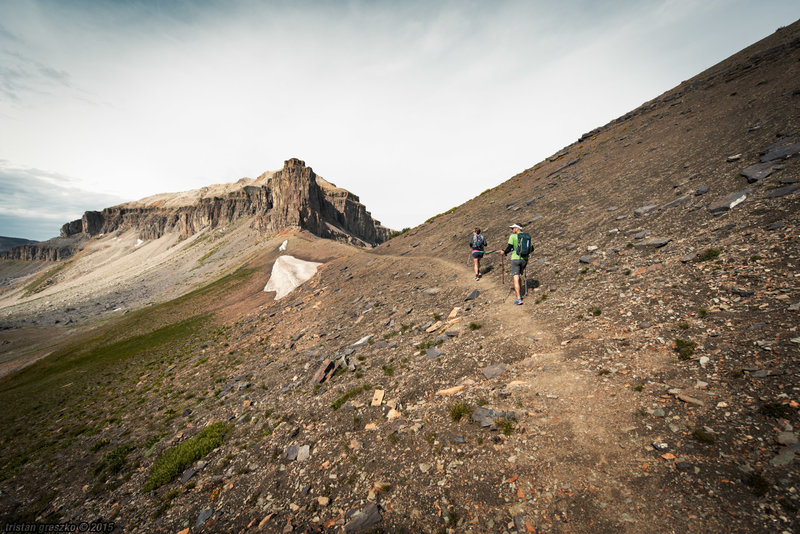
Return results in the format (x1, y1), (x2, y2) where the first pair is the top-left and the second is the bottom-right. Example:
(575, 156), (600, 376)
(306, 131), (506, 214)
(1, 1), (798, 240)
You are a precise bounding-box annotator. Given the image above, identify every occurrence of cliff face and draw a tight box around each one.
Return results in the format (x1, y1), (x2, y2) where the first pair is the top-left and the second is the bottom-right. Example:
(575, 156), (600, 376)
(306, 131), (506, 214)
(3, 159), (390, 261)
(2, 237), (82, 261)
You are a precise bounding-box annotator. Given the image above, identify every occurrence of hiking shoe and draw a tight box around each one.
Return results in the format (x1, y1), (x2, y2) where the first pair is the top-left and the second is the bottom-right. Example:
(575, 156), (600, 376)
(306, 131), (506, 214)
(514, 298), (523, 305)
(475, 275), (480, 281)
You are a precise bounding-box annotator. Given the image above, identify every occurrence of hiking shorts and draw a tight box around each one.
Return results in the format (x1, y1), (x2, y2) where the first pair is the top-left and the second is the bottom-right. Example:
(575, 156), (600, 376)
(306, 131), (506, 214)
(471, 250), (484, 258)
(511, 258), (527, 276)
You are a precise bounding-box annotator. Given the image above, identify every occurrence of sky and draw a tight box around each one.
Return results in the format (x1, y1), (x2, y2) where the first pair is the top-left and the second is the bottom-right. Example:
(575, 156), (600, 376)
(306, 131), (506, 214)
(1, 1), (798, 241)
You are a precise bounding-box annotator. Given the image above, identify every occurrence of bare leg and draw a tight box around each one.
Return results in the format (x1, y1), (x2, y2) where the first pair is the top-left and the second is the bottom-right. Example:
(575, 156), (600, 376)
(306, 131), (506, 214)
(473, 257), (480, 277)
(513, 274), (521, 299)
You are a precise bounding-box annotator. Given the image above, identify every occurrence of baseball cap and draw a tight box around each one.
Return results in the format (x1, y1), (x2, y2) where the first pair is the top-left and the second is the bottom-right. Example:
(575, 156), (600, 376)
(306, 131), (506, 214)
(509, 224), (523, 230)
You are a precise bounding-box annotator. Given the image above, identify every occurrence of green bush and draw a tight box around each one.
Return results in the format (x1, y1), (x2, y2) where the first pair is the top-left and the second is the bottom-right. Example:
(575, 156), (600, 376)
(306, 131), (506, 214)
(143, 422), (230, 492)
(675, 338), (697, 360)
(449, 402), (471, 422)
(698, 248), (721, 262)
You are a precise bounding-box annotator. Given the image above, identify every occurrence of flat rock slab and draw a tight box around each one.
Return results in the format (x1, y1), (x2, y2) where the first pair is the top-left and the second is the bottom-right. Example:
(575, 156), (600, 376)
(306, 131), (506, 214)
(660, 195), (692, 210)
(579, 255), (599, 264)
(481, 364), (507, 380)
(634, 204), (658, 217)
(740, 161), (778, 183)
(634, 237), (671, 248)
(472, 406), (517, 428)
(760, 138), (800, 162)
(707, 189), (751, 214)
(344, 503), (382, 533)
(465, 289), (480, 301)
(763, 183), (800, 199)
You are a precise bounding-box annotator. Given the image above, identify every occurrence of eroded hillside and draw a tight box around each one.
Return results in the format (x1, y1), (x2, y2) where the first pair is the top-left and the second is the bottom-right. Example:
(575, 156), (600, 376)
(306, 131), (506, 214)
(1, 18), (799, 534)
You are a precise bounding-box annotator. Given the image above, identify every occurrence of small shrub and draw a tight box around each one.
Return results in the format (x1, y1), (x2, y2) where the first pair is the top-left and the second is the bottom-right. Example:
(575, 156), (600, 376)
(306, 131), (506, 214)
(388, 433), (400, 445)
(382, 364), (395, 376)
(331, 384), (371, 410)
(633, 385), (644, 392)
(433, 313), (442, 321)
(588, 306), (602, 316)
(468, 322), (482, 331)
(598, 369), (611, 376)
(678, 322), (690, 330)
(698, 248), (721, 262)
(104, 444), (135, 474)
(743, 472), (770, 497)
(496, 419), (514, 436)
(143, 422), (230, 492)
(449, 402), (471, 422)
(692, 428), (715, 444)
(698, 308), (708, 317)
(675, 338), (697, 360)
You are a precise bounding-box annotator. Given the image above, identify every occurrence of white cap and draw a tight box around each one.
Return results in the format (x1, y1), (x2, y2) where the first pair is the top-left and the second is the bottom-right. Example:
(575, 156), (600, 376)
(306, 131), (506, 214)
(509, 223), (523, 230)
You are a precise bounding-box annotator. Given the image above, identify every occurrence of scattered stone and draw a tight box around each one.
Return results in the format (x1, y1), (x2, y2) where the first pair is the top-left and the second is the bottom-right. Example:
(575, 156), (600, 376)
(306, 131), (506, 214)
(769, 449), (795, 467)
(763, 183), (800, 199)
(352, 335), (372, 347)
(284, 445), (299, 461)
(436, 385), (465, 396)
(740, 162), (777, 183)
(727, 154), (742, 162)
(579, 255), (599, 264)
(181, 468), (197, 484)
(634, 204), (658, 217)
(472, 407), (516, 428)
(653, 409), (666, 418)
(707, 189), (751, 214)
(695, 185), (710, 196)
(661, 194), (692, 210)
(652, 441), (669, 451)
(677, 393), (704, 406)
(634, 237), (671, 248)
(480, 364), (506, 380)
(426, 346), (444, 359)
(371, 389), (385, 406)
(296, 445), (310, 462)
(777, 432), (798, 445)
(318, 496), (330, 506)
(344, 503), (382, 533)
(465, 289), (480, 301)
(196, 508), (214, 527)
(760, 138), (800, 162)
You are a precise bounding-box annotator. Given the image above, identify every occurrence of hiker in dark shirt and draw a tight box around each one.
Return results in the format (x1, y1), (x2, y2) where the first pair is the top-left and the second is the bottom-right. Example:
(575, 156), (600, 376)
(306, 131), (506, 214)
(469, 228), (486, 281)
(501, 223), (530, 305)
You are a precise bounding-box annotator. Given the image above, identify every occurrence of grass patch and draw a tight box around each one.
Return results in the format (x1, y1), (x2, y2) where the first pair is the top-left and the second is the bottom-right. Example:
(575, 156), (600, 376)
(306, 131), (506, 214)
(675, 338), (697, 360)
(678, 322), (690, 330)
(588, 306), (602, 316)
(22, 259), (73, 296)
(415, 339), (443, 351)
(692, 428), (715, 444)
(697, 248), (721, 262)
(331, 384), (371, 410)
(143, 422), (230, 492)
(698, 308), (708, 317)
(495, 419), (514, 436)
(449, 402), (471, 422)
(468, 322), (482, 331)
(382, 364), (395, 376)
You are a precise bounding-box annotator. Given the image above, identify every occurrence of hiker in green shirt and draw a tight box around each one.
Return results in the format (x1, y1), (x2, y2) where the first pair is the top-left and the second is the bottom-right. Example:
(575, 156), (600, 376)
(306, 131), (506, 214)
(501, 223), (531, 305)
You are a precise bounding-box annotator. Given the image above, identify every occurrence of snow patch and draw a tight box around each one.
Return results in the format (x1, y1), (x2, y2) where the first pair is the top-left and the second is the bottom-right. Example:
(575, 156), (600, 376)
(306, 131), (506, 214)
(135, 239), (143, 247)
(279, 240), (288, 251)
(264, 255), (322, 300)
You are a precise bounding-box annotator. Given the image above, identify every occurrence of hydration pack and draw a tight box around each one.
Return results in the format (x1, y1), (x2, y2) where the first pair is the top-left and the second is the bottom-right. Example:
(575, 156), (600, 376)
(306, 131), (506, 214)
(470, 234), (486, 250)
(515, 232), (532, 256)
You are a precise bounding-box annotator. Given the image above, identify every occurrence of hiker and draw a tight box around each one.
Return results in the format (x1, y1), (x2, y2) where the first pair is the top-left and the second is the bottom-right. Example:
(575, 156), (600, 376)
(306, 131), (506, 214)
(469, 228), (486, 281)
(501, 223), (531, 305)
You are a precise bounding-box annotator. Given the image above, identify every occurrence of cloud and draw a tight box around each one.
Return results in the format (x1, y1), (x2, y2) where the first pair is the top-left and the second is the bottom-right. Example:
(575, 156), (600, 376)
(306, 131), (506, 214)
(0, 161), (126, 241)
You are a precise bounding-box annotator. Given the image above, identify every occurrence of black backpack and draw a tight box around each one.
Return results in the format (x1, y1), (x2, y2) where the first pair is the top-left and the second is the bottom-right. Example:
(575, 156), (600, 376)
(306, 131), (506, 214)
(515, 232), (532, 256)
(470, 234), (485, 250)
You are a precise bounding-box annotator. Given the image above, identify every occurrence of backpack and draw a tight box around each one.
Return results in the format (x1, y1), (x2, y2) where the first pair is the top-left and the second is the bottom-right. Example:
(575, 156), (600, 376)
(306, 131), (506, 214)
(515, 232), (532, 256)
(470, 234), (485, 250)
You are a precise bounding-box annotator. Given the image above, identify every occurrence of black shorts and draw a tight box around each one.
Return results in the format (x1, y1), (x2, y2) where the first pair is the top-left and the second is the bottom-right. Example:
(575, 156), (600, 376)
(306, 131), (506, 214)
(471, 250), (484, 258)
(511, 259), (527, 276)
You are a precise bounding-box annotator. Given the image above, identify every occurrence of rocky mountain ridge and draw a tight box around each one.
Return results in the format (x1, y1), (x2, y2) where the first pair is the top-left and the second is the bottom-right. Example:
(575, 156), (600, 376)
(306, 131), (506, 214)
(2, 159), (390, 261)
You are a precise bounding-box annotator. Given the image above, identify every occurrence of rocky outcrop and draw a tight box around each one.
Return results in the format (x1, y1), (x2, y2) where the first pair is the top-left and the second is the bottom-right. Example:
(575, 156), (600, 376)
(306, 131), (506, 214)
(2, 237), (81, 261)
(2, 158), (392, 262)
